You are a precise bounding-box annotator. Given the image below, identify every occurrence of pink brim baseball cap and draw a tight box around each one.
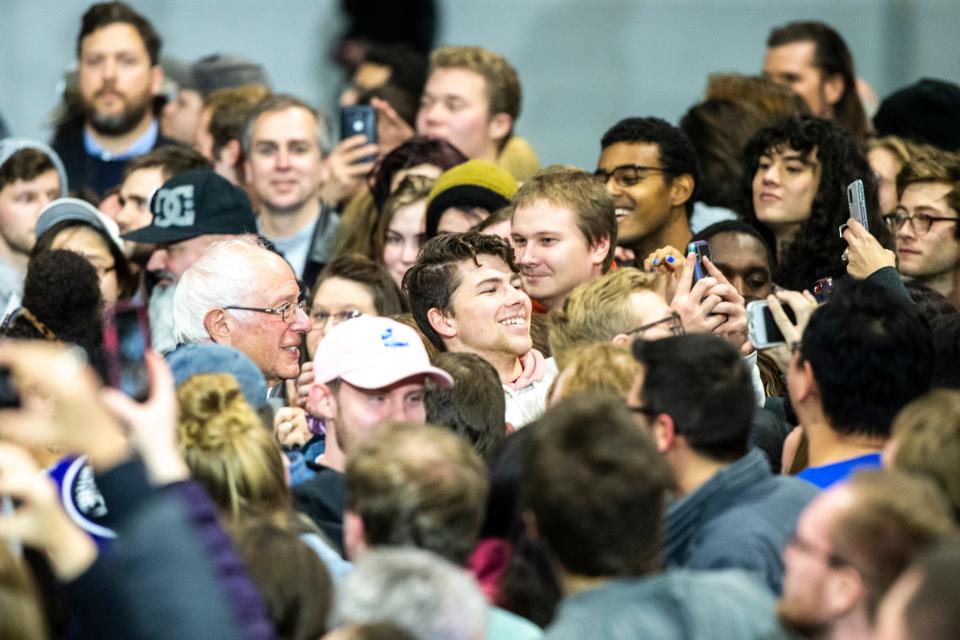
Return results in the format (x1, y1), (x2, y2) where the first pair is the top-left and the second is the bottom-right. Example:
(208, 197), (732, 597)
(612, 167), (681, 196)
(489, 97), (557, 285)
(313, 315), (453, 389)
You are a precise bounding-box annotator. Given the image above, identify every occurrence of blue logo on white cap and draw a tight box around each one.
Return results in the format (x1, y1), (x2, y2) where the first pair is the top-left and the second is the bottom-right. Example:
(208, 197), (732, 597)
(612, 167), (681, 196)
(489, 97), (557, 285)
(381, 327), (409, 347)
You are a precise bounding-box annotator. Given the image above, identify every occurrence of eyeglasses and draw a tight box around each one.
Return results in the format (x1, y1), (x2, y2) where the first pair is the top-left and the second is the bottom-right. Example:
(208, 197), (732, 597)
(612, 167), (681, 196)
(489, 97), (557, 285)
(312, 309), (363, 327)
(785, 533), (851, 569)
(224, 292), (307, 324)
(594, 164), (669, 188)
(882, 212), (959, 235)
(625, 312), (685, 338)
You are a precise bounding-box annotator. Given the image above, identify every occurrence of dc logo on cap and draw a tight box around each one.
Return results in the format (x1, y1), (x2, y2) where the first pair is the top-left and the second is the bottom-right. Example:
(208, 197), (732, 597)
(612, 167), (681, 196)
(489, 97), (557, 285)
(154, 185), (196, 228)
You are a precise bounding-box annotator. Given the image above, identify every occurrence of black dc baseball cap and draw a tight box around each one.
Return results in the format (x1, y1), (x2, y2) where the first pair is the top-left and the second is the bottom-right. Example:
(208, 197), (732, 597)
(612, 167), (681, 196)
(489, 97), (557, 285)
(122, 169), (257, 244)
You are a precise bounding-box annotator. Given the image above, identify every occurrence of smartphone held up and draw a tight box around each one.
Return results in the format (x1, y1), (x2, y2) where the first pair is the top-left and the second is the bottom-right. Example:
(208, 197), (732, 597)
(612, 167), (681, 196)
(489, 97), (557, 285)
(746, 299), (797, 349)
(102, 303), (151, 402)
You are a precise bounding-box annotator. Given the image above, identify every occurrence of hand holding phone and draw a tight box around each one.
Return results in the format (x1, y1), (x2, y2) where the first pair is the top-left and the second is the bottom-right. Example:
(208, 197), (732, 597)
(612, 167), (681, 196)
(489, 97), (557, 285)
(687, 240), (712, 283)
(847, 179), (869, 232)
(340, 105), (378, 162)
(747, 290), (818, 349)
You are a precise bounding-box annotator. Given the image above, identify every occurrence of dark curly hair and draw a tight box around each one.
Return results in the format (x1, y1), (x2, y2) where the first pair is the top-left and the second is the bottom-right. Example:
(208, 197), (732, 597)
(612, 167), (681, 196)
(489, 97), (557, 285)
(740, 116), (892, 291)
(1, 250), (108, 381)
(600, 117), (700, 217)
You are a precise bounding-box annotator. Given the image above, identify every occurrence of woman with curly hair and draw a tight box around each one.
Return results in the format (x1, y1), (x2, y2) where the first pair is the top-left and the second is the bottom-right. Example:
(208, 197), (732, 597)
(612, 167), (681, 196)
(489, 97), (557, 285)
(741, 116), (892, 291)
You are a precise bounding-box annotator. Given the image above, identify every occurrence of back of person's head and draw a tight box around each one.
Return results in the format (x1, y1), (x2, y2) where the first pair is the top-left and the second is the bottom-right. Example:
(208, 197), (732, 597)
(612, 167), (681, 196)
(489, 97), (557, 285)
(177, 372), (290, 521)
(403, 231), (519, 352)
(891, 389), (960, 519)
(548, 267), (655, 368)
(766, 21), (867, 138)
(512, 165), (617, 271)
(873, 78), (960, 152)
(333, 547), (488, 640)
(2, 250), (108, 380)
(369, 136), (467, 212)
(0, 545), (45, 640)
(832, 470), (954, 620)
(704, 73), (810, 122)
(741, 115), (886, 289)
(77, 2), (161, 65)
(122, 144), (210, 182)
(365, 44), (429, 103)
(424, 352), (506, 459)
(633, 333), (755, 461)
(600, 116), (700, 217)
(241, 93), (328, 156)
(551, 343), (642, 403)
(679, 99), (769, 210)
(905, 282), (958, 323)
(429, 45), (521, 122)
(930, 314), (960, 389)
(800, 279), (933, 438)
(312, 254), (406, 315)
(346, 423), (488, 564)
(233, 519), (333, 640)
(883, 538), (960, 640)
(522, 395), (674, 578)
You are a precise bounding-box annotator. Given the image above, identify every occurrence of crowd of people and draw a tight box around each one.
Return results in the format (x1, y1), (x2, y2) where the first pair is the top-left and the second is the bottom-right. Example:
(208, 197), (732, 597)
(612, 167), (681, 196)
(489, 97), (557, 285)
(2, 2), (960, 639)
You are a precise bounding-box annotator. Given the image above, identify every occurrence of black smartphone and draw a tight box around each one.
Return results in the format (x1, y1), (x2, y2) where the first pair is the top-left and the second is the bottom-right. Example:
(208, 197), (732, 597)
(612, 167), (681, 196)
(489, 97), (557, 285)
(340, 105), (377, 163)
(687, 240), (711, 282)
(102, 303), (151, 402)
(0, 366), (20, 408)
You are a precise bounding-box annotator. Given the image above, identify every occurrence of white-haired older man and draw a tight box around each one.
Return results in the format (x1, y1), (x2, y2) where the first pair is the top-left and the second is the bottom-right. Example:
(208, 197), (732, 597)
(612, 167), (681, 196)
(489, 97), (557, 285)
(173, 234), (312, 388)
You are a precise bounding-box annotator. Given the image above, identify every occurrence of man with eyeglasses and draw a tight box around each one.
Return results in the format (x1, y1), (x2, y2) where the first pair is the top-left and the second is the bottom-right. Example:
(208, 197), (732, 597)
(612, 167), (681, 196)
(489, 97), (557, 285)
(777, 471), (952, 640)
(595, 117), (698, 264)
(123, 168), (257, 353)
(883, 149), (960, 309)
(172, 234), (312, 393)
(629, 333), (817, 595)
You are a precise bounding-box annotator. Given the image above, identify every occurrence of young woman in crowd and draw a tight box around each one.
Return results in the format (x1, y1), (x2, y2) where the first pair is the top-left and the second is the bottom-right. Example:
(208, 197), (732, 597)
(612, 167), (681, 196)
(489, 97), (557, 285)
(373, 174), (435, 288)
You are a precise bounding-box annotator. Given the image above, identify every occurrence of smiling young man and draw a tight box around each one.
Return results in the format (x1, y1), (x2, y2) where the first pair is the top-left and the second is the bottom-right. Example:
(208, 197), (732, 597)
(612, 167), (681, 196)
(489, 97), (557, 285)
(404, 231), (557, 427)
(54, 2), (174, 196)
(595, 117), (699, 261)
(511, 165), (616, 312)
(243, 94), (339, 284)
(886, 150), (960, 308)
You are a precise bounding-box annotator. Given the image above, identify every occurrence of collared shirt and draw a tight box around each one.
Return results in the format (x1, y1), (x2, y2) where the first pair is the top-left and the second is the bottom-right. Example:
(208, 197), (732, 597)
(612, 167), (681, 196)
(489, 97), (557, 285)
(83, 119), (159, 162)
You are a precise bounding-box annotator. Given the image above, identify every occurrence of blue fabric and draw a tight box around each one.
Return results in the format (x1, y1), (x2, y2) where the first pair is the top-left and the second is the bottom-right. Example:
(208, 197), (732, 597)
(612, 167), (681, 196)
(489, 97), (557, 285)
(797, 453), (883, 489)
(664, 449), (818, 594)
(83, 119), (158, 161)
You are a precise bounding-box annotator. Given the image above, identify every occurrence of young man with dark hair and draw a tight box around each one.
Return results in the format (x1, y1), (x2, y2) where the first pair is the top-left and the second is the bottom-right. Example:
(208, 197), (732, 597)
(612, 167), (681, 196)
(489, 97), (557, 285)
(403, 231), (556, 427)
(630, 333), (817, 593)
(778, 471), (953, 640)
(0, 140), (68, 316)
(789, 279), (934, 488)
(54, 1), (173, 196)
(523, 395), (780, 639)
(511, 166), (616, 312)
(242, 94), (339, 284)
(885, 149), (960, 309)
(116, 145), (210, 234)
(424, 351), (507, 458)
(194, 84), (271, 187)
(763, 21), (868, 139)
(595, 117), (699, 260)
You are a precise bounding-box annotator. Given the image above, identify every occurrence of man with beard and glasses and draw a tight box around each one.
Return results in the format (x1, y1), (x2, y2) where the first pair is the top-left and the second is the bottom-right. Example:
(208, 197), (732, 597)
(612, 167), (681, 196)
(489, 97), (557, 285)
(53, 2), (175, 197)
(122, 169), (256, 353)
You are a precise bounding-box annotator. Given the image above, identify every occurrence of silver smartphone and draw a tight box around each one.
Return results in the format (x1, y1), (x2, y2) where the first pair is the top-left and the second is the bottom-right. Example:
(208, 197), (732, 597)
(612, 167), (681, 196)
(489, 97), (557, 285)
(847, 179), (869, 232)
(747, 300), (796, 349)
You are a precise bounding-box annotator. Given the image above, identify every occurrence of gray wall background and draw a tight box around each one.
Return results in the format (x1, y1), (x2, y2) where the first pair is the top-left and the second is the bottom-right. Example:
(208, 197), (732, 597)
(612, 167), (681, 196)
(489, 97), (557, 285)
(2, 0), (958, 169)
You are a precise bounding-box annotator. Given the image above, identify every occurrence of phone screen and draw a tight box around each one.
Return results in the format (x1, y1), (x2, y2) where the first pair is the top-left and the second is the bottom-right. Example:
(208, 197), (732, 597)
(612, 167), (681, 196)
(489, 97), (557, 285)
(761, 304), (797, 345)
(687, 240), (711, 282)
(104, 305), (151, 401)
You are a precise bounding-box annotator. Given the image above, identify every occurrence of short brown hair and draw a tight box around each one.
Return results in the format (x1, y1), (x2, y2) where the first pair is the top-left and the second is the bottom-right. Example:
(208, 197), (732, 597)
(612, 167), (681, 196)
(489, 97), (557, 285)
(892, 389), (960, 519)
(548, 267), (655, 369)
(705, 73), (809, 123)
(831, 470), (954, 619)
(205, 84), (272, 161)
(242, 93), (328, 155)
(346, 423), (488, 564)
(551, 343), (641, 401)
(77, 2), (161, 65)
(429, 46), (521, 144)
(122, 144), (209, 181)
(522, 395), (674, 577)
(0, 149), (56, 192)
(403, 231), (520, 351)
(895, 147), (960, 199)
(512, 165), (617, 272)
(311, 254), (406, 315)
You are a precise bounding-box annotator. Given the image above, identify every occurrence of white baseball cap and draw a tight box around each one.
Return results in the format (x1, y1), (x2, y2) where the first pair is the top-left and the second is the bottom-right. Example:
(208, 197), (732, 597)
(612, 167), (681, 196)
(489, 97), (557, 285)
(313, 316), (453, 389)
